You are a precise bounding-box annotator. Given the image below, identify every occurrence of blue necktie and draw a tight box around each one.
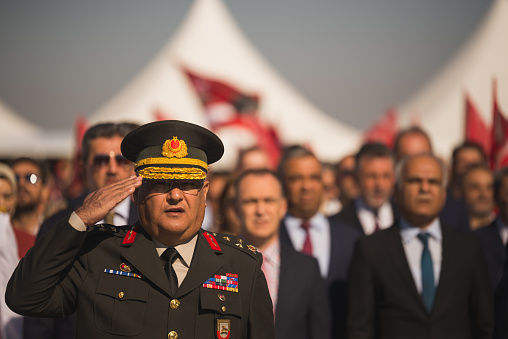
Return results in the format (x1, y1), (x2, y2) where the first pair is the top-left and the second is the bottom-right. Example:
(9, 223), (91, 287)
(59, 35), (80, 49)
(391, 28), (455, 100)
(417, 233), (435, 313)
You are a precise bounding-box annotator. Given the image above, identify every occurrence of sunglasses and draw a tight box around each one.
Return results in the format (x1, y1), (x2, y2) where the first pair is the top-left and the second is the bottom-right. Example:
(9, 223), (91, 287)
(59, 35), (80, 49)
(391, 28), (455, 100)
(93, 154), (132, 169)
(16, 173), (39, 185)
(143, 179), (205, 196)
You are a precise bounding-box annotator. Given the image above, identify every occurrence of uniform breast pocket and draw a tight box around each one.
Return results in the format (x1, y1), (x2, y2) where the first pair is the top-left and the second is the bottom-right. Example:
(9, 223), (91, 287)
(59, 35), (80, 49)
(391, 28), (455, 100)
(94, 273), (149, 336)
(200, 288), (242, 339)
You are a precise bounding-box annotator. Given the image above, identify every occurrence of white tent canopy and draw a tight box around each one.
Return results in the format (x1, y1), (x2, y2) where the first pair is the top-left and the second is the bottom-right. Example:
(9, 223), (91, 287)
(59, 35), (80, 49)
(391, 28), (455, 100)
(89, 0), (361, 168)
(397, 0), (508, 159)
(0, 99), (73, 159)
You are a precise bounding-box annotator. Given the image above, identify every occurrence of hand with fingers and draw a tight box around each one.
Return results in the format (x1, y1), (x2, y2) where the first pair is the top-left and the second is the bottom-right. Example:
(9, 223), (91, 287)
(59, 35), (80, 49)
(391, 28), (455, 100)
(75, 176), (143, 227)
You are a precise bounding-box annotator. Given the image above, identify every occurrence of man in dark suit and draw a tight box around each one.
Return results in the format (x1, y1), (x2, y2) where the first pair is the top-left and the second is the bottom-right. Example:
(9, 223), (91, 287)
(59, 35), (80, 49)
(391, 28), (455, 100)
(7, 120), (275, 339)
(347, 153), (493, 339)
(333, 143), (397, 236)
(475, 167), (508, 291)
(235, 168), (331, 339)
(277, 146), (360, 339)
(24, 122), (140, 339)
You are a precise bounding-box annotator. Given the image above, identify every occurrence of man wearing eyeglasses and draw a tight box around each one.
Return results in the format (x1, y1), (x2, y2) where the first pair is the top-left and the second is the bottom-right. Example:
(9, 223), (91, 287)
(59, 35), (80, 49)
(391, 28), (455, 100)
(23, 122), (140, 339)
(7, 120), (275, 339)
(10, 157), (49, 259)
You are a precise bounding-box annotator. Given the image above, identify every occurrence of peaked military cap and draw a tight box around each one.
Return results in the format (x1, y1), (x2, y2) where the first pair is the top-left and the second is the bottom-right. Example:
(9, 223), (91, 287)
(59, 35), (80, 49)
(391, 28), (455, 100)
(121, 120), (224, 180)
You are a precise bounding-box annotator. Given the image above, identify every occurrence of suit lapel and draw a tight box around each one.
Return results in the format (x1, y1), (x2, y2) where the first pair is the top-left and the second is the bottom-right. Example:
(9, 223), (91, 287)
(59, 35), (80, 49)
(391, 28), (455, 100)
(432, 224), (454, 318)
(383, 224), (425, 309)
(121, 225), (172, 296)
(275, 239), (293, 321)
(175, 230), (223, 297)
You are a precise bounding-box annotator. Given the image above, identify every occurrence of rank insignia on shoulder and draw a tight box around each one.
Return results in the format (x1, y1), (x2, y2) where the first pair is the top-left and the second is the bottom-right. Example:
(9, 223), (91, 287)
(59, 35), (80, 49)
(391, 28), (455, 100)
(216, 319), (231, 339)
(104, 269), (142, 279)
(204, 232), (221, 252)
(203, 273), (238, 293)
(247, 245), (257, 253)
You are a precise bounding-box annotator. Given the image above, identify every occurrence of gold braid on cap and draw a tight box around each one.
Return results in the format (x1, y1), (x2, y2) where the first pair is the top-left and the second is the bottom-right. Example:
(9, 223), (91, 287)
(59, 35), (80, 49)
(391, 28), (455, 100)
(137, 167), (206, 180)
(135, 157), (208, 171)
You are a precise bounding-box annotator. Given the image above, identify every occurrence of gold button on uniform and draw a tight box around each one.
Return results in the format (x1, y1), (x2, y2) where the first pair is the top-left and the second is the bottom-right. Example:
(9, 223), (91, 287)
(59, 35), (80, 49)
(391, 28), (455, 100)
(222, 306), (226, 312)
(118, 292), (124, 299)
(168, 331), (178, 339)
(170, 299), (180, 310)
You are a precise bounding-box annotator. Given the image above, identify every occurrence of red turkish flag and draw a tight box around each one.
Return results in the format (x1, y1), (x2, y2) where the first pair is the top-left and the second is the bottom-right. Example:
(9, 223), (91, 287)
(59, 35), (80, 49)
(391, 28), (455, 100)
(491, 79), (508, 169)
(464, 93), (491, 158)
(184, 69), (281, 168)
(363, 109), (397, 148)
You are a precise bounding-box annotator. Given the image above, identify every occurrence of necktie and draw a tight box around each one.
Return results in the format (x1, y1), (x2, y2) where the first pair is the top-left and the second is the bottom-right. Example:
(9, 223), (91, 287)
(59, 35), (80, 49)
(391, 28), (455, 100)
(104, 209), (116, 225)
(417, 233), (435, 313)
(161, 248), (180, 296)
(301, 221), (313, 256)
(373, 209), (380, 232)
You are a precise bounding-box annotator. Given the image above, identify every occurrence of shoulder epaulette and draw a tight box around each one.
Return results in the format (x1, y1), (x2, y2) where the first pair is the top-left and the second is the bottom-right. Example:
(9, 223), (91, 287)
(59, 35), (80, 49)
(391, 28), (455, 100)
(213, 232), (259, 258)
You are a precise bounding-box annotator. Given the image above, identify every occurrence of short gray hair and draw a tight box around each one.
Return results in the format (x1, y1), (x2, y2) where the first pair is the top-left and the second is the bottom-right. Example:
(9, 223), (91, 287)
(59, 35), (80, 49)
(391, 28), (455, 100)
(395, 153), (448, 189)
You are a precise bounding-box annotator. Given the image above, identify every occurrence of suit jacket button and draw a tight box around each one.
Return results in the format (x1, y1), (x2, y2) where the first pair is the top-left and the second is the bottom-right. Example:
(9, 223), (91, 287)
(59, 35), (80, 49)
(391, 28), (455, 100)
(170, 299), (180, 310)
(168, 331), (178, 339)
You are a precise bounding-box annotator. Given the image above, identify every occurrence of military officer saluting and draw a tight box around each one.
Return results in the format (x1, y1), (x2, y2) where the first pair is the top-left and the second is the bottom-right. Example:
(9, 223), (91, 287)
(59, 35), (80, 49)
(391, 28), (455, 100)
(6, 120), (275, 339)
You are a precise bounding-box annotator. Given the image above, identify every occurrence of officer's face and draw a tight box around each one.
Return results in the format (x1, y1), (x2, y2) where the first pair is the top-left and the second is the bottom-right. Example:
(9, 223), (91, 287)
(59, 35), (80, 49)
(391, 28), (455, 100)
(283, 155), (323, 220)
(237, 174), (286, 246)
(85, 136), (135, 191)
(134, 179), (209, 246)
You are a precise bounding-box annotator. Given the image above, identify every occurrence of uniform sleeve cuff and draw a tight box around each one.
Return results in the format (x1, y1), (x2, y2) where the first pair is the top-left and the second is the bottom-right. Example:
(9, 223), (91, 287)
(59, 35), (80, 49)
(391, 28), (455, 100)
(69, 212), (87, 232)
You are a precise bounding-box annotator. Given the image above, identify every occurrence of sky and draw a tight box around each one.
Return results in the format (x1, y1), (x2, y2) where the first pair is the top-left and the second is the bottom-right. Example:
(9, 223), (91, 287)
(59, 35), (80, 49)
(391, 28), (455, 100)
(0, 0), (492, 132)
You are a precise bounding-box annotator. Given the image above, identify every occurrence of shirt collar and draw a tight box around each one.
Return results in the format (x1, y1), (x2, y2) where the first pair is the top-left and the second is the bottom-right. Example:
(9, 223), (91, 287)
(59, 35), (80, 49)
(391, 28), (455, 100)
(154, 233), (198, 267)
(285, 212), (327, 231)
(355, 198), (391, 218)
(259, 239), (280, 266)
(399, 217), (442, 244)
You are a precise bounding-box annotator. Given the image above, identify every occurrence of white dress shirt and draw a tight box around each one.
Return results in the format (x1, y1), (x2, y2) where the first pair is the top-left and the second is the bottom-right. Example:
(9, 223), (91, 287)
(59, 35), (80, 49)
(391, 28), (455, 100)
(355, 198), (393, 235)
(400, 217), (442, 294)
(284, 213), (331, 278)
(259, 240), (280, 313)
(100, 197), (131, 226)
(496, 217), (508, 246)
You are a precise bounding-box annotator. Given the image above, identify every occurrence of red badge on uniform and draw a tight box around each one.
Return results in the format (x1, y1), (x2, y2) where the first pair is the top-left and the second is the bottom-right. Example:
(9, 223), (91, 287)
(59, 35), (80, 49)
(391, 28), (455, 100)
(204, 232), (221, 251)
(122, 225), (138, 245)
(216, 319), (230, 339)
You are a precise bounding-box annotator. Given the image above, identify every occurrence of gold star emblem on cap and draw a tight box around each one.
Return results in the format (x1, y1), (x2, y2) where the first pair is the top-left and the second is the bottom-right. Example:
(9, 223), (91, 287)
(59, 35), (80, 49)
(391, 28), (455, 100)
(162, 136), (188, 158)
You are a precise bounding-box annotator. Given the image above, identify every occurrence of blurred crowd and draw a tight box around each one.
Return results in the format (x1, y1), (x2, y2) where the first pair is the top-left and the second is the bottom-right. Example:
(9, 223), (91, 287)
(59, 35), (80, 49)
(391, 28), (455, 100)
(0, 121), (506, 339)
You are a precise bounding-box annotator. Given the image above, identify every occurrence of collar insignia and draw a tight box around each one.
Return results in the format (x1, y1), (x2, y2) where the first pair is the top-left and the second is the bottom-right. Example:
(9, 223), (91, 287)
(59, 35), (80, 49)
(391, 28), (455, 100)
(162, 136), (188, 158)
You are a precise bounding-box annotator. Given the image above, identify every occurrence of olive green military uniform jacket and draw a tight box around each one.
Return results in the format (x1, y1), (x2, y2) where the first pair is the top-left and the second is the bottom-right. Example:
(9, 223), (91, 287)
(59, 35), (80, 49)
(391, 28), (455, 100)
(6, 217), (275, 339)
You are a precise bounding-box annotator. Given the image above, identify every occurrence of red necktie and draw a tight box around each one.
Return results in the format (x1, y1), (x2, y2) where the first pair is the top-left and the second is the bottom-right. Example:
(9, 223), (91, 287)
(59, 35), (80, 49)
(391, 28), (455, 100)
(301, 221), (313, 256)
(373, 209), (380, 232)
